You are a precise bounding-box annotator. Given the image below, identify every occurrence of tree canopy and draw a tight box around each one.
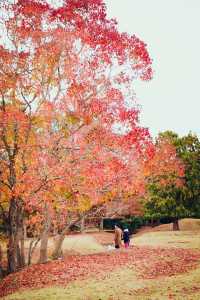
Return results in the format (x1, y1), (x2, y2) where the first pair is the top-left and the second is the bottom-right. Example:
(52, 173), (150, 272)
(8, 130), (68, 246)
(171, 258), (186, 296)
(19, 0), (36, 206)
(0, 0), (153, 272)
(144, 132), (200, 230)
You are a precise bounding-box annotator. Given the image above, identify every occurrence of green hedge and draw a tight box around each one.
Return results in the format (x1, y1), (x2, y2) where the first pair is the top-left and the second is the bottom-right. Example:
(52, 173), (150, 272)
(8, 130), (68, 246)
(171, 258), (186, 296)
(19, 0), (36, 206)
(103, 216), (145, 234)
(119, 216), (144, 234)
(103, 218), (122, 230)
(103, 215), (177, 234)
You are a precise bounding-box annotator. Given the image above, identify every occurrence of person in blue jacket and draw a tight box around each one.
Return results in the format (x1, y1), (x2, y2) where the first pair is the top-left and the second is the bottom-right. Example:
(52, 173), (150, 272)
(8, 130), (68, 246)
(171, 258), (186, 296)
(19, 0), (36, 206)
(123, 228), (130, 248)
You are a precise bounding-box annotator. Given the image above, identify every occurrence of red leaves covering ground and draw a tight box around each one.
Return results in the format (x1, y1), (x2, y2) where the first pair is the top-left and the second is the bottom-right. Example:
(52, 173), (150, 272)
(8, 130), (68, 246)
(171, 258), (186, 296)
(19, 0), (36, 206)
(135, 247), (200, 279)
(1, 246), (200, 297)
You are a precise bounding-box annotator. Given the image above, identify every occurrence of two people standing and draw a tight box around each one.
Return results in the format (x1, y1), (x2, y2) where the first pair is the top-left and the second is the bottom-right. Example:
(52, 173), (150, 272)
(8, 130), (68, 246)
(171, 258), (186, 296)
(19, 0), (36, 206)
(114, 225), (130, 249)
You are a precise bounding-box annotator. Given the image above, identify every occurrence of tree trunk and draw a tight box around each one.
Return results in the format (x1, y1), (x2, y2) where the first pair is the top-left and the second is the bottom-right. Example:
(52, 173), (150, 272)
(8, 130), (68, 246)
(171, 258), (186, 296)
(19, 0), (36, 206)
(99, 218), (104, 231)
(80, 216), (85, 233)
(52, 216), (82, 260)
(156, 219), (160, 226)
(0, 266), (3, 279)
(172, 218), (180, 231)
(19, 224), (26, 267)
(0, 244), (4, 278)
(24, 223), (27, 239)
(7, 198), (24, 273)
(39, 232), (49, 263)
(18, 222), (25, 267)
(38, 203), (51, 264)
(28, 238), (40, 265)
(52, 233), (66, 259)
(52, 209), (99, 260)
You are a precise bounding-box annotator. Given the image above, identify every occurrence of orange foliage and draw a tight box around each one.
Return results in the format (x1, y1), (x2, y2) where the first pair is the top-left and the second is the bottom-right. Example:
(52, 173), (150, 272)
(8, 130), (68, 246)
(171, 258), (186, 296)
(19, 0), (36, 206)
(0, 0), (153, 235)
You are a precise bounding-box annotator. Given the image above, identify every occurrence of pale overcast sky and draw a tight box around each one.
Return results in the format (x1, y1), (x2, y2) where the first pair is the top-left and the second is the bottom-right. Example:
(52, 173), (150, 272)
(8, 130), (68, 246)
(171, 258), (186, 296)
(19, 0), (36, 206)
(105, 0), (200, 138)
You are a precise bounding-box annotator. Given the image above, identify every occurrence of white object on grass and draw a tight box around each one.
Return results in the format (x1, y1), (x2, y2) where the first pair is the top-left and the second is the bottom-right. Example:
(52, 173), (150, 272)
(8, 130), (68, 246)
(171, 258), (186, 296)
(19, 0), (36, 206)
(107, 245), (115, 251)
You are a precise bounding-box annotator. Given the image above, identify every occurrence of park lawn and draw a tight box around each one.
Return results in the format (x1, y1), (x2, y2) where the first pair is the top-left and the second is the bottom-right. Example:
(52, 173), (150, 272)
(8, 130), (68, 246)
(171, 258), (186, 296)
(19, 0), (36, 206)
(135, 218), (200, 234)
(49, 234), (105, 255)
(2, 218), (200, 263)
(133, 230), (200, 249)
(0, 234), (106, 265)
(2, 229), (200, 300)
(4, 263), (200, 300)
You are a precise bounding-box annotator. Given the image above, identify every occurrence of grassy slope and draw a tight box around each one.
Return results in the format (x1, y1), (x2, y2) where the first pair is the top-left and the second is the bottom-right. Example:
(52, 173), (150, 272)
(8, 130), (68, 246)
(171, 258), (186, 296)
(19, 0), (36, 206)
(0, 234), (106, 265)
(4, 264), (200, 300)
(52, 234), (105, 255)
(3, 228), (200, 300)
(136, 218), (200, 234)
(133, 231), (200, 249)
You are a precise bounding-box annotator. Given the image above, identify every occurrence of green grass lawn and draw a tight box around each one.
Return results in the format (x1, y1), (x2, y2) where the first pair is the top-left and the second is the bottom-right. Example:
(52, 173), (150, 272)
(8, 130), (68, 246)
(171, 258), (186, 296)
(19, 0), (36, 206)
(2, 229), (200, 300)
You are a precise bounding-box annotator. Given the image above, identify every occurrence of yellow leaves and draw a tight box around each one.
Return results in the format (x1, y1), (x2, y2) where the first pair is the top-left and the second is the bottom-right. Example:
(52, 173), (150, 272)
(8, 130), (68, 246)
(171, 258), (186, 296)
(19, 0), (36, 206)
(0, 191), (10, 209)
(50, 186), (91, 213)
(103, 190), (117, 203)
(66, 114), (80, 125)
(76, 194), (91, 212)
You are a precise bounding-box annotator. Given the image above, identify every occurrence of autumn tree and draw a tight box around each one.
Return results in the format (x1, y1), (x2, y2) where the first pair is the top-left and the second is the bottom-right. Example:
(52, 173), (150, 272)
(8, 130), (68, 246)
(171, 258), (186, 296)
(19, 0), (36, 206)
(0, 0), (153, 272)
(158, 131), (200, 218)
(143, 134), (186, 230)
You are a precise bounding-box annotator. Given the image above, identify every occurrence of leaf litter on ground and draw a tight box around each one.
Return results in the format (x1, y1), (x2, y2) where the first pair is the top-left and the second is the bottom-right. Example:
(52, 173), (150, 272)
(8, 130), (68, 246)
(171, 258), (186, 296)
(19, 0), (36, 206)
(1, 246), (200, 297)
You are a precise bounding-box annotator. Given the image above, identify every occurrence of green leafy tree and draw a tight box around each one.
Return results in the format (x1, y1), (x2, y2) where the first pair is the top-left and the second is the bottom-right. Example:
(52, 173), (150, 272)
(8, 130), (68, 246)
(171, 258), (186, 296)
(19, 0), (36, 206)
(145, 183), (189, 230)
(178, 134), (200, 216)
(160, 132), (200, 215)
(145, 131), (200, 230)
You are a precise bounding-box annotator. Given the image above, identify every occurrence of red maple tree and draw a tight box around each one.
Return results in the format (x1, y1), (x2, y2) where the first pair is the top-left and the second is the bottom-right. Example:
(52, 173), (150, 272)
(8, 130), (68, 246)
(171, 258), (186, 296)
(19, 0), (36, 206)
(0, 0), (153, 272)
